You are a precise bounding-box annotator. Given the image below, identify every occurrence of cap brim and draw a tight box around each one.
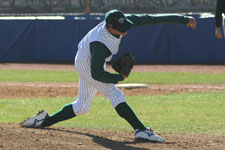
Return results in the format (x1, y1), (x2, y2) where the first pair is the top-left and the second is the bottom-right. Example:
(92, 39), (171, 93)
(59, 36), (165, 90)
(117, 19), (133, 33)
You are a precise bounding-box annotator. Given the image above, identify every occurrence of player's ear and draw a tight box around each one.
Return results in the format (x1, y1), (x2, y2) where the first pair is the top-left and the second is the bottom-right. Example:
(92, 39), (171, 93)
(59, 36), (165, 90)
(107, 24), (113, 30)
(108, 27), (114, 33)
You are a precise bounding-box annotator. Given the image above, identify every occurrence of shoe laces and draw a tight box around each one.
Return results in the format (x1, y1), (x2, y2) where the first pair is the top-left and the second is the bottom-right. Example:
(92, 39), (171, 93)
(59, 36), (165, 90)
(146, 127), (154, 132)
(36, 110), (44, 116)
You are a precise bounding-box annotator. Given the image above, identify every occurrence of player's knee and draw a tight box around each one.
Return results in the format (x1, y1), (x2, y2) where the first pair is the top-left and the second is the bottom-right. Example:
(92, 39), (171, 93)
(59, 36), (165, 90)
(72, 99), (93, 115)
(108, 94), (126, 108)
(81, 106), (90, 114)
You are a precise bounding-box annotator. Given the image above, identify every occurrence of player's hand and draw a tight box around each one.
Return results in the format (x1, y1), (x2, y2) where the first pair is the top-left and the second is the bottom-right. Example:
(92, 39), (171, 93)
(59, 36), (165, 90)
(186, 16), (197, 29)
(215, 27), (223, 39)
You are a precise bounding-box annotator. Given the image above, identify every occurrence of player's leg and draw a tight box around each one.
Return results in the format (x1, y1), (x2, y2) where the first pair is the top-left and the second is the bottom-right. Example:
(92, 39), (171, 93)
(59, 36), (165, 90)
(72, 77), (97, 115)
(21, 77), (97, 128)
(42, 78), (97, 127)
(41, 103), (75, 127)
(86, 78), (145, 129)
(41, 58), (98, 127)
(88, 79), (165, 142)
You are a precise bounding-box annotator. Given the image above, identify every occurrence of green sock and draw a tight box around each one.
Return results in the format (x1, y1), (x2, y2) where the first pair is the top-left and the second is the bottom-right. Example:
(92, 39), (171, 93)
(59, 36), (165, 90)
(115, 102), (146, 130)
(42, 103), (76, 127)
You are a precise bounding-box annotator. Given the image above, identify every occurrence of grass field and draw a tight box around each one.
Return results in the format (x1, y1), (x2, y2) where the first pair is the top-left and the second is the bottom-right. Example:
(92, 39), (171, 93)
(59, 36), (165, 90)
(0, 69), (225, 135)
(0, 70), (225, 84)
(0, 92), (225, 134)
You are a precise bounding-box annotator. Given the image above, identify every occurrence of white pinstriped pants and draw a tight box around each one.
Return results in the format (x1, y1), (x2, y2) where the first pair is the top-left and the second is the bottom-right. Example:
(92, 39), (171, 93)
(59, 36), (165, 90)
(72, 55), (126, 115)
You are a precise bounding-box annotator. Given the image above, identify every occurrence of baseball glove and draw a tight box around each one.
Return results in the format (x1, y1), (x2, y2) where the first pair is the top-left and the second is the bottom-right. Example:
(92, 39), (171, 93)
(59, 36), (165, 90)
(112, 53), (135, 77)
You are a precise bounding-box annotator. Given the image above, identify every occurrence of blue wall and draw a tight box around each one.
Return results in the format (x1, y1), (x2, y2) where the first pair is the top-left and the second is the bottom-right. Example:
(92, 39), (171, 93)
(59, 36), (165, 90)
(0, 15), (225, 64)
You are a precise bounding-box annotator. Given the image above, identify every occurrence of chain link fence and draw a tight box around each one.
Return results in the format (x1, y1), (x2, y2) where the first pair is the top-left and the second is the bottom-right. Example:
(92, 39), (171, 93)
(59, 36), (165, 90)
(0, 0), (217, 14)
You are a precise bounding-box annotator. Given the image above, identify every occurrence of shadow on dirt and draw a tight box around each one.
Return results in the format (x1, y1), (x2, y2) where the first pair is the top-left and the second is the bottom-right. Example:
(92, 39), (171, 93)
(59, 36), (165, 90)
(44, 127), (150, 150)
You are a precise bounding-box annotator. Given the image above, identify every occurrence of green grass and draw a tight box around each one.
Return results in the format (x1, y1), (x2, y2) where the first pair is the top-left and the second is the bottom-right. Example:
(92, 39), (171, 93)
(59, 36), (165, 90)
(129, 72), (225, 84)
(0, 70), (225, 84)
(1, 92), (225, 134)
(0, 70), (78, 82)
(0, 69), (224, 134)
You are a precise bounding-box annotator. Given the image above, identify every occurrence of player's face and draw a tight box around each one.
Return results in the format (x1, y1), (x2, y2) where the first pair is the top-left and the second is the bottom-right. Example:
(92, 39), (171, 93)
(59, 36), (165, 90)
(108, 27), (128, 36)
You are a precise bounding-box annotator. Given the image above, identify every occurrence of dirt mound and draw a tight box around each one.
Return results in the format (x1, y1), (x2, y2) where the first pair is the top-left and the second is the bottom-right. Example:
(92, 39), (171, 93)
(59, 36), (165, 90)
(1, 123), (224, 150)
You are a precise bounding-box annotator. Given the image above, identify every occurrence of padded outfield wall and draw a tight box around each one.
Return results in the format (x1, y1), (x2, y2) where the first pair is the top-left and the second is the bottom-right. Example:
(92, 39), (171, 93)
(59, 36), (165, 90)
(0, 14), (225, 64)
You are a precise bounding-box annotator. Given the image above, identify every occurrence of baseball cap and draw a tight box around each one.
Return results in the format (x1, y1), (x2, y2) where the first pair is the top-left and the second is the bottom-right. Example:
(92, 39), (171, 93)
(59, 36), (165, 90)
(105, 9), (133, 33)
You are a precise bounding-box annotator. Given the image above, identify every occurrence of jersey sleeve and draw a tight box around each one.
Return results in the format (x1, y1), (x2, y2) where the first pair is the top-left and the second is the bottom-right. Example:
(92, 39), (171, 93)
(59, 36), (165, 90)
(90, 41), (124, 84)
(126, 14), (189, 27)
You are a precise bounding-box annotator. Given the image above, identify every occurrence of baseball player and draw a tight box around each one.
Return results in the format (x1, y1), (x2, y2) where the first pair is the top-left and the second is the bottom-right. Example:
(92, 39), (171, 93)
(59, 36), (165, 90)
(215, 0), (225, 38)
(21, 9), (196, 143)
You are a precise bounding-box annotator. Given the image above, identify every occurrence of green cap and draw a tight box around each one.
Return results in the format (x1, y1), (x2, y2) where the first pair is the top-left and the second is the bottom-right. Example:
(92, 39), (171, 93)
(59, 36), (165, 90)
(105, 9), (133, 33)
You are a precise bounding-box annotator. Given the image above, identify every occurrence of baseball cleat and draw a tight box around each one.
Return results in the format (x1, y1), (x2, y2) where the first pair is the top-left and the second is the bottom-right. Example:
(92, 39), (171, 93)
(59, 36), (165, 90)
(134, 127), (165, 143)
(20, 110), (49, 128)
